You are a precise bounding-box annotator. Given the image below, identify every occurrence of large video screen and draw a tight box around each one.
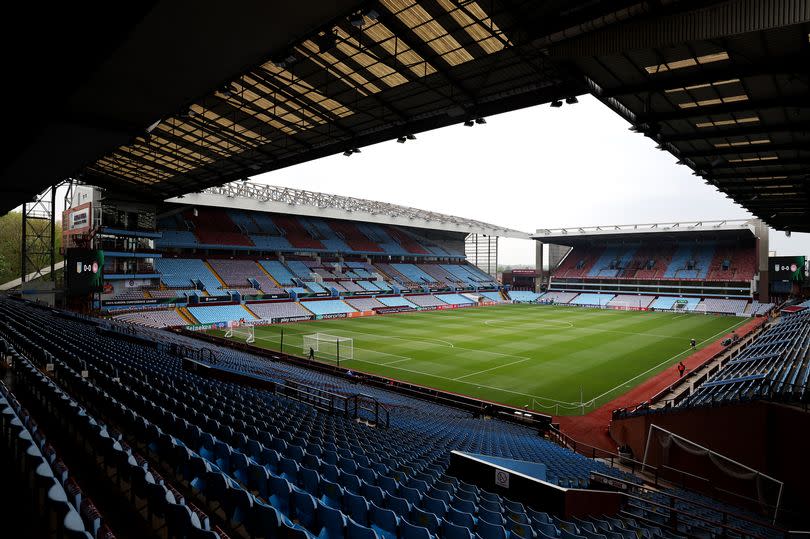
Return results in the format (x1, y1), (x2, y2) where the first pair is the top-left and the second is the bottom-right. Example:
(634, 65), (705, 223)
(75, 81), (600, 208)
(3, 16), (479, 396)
(769, 256), (806, 282)
(66, 249), (105, 295)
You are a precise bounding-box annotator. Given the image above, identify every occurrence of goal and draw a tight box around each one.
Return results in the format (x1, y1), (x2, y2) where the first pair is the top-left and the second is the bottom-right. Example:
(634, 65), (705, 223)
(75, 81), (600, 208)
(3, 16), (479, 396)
(225, 323), (255, 344)
(303, 333), (354, 360)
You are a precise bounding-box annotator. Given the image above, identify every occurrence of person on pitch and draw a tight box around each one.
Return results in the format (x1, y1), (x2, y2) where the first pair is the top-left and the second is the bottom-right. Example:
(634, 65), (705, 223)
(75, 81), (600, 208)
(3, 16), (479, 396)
(308, 347), (315, 360)
(677, 361), (686, 378)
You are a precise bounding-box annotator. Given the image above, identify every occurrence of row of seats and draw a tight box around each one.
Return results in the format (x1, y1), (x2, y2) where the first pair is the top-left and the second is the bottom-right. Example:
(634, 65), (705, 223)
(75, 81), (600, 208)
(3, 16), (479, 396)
(0, 299), (782, 538)
(554, 243), (756, 283)
(683, 310), (810, 406)
(1, 373), (103, 538)
(113, 309), (188, 328)
(5, 336), (232, 538)
(156, 210), (457, 257)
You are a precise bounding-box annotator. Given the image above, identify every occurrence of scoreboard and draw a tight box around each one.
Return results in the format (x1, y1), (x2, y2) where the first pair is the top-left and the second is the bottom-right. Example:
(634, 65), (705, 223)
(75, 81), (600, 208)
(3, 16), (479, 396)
(769, 256), (806, 283)
(66, 249), (105, 296)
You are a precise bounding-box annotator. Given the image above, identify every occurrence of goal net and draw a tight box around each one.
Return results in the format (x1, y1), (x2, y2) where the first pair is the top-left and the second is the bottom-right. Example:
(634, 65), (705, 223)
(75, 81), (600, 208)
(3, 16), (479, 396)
(303, 333), (354, 360)
(225, 322), (255, 344)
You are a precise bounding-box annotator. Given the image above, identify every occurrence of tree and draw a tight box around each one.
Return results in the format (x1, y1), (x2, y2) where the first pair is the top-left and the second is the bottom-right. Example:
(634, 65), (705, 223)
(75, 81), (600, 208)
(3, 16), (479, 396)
(0, 211), (63, 286)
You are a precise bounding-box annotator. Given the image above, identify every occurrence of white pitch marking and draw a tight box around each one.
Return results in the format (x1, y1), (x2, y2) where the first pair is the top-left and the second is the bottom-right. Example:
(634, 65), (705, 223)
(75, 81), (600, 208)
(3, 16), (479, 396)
(452, 357), (533, 381)
(343, 357), (581, 406)
(587, 317), (751, 405)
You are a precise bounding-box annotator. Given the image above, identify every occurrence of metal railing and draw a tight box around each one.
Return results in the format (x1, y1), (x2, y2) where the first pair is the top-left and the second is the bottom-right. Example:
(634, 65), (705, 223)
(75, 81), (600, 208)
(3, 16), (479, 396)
(590, 471), (789, 539)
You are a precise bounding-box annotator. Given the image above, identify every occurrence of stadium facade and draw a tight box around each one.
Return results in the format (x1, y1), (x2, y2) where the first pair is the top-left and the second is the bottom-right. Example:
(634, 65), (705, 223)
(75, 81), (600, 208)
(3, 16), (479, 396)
(536, 219), (771, 300)
(60, 182), (527, 328)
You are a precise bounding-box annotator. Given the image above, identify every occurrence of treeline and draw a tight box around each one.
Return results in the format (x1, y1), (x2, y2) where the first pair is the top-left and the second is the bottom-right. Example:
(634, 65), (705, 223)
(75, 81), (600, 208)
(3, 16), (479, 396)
(0, 212), (63, 285)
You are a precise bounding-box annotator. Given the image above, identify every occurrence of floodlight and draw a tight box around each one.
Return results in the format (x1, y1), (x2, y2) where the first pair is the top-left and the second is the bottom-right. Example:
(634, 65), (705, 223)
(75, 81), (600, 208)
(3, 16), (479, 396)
(565, 96), (578, 104)
(550, 100), (563, 108)
(475, 117), (486, 125)
(463, 119), (474, 126)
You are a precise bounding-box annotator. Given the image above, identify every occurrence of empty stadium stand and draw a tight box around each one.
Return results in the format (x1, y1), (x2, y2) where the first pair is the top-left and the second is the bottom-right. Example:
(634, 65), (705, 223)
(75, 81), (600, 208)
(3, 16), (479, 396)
(649, 297), (702, 311)
(436, 294), (476, 306)
(300, 300), (357, 316)
(0, 299), (788, 539)
(607, 295), (655, 309)
(507, 291), (540, 302)
(377, 297), (419, 309)
(155, 258), (230, 296)
(248, 301), (313, 321)
(479, 292), (506, 303)
(188, 305), (255, 325)
(114, 309), (188, 328)
(701, 298), (750, 315)
(539, 292), (578, 304)
(272, 215), (325, 250)
(186, 207), (254, 247)
(683, 310), (809, 406)
(259, 260), (296, 287)
(208, 259), (282, 294)
(345, 298), (386, 312)
(570, 293), (615, 307)
(405, 295), (447, 308)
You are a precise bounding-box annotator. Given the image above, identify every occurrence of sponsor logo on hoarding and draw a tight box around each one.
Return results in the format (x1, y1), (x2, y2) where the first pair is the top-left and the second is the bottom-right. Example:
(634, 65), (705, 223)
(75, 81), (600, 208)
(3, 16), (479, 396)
(374, 306), (415, 314)
(273, 316), (314, 324)
(317, 313), (348, 320)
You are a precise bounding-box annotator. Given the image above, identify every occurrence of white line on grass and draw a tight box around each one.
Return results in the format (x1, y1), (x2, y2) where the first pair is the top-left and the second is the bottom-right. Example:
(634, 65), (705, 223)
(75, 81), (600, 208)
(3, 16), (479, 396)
(343, 357), (581, 406)
(484, 318), (575, 329)
(586, 317), (750, 406)
(452, 357), (532, 381)
(252, 334), (415, 363)
(321, 327), (456, 348)
(318, 326), (539, 362)
(485, 317), (690, 341)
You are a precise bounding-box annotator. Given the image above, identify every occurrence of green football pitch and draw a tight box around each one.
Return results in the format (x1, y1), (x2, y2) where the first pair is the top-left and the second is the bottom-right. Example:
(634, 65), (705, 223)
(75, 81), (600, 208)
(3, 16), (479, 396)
(210, 305), (747, 415)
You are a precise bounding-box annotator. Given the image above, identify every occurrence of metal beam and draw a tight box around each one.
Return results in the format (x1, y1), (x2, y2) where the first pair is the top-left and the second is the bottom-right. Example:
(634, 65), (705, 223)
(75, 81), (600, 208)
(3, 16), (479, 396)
(681, 142), (810, 158)
(598, 55), (810, 98)
(709, 156), (810, 169)
(636, 96), (809, 124)
(548, 0), (810, 57)
(660, 121), (810, 142)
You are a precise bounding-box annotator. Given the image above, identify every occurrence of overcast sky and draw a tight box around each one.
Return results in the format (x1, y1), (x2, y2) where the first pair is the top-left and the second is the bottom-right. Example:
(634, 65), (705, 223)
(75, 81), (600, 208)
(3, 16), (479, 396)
(253, 95), (810, 265)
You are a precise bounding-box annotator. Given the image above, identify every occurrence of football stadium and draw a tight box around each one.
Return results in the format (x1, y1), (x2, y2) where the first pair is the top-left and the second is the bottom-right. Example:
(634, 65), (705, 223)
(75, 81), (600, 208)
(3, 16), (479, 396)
(2, 2), (810, 538)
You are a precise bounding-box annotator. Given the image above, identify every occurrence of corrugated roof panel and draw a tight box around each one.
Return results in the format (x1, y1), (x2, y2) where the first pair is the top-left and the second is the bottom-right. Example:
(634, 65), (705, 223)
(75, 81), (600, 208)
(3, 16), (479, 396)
(382, 0), (475, 66)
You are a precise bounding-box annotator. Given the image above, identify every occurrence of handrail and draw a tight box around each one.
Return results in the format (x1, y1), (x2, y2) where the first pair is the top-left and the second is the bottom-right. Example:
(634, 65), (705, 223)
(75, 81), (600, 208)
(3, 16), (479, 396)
(591, 471), (788, 539)
(547, 426), (655, 476)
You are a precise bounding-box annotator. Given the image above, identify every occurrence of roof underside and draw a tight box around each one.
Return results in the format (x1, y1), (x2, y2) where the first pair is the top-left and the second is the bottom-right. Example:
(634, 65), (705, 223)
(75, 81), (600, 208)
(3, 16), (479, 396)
(164, 181), (529, 237)
(534, 220), (759, 246)
(567, 1), (810, 232)
(2, 0), (598, 211)
(3, 1), (809, 231)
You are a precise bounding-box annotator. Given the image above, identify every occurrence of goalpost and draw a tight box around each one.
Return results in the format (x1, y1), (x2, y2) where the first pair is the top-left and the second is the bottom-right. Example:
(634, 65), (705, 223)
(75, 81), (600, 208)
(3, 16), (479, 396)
(303, 333), (354, 361)
(225, 321), (255, 344)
